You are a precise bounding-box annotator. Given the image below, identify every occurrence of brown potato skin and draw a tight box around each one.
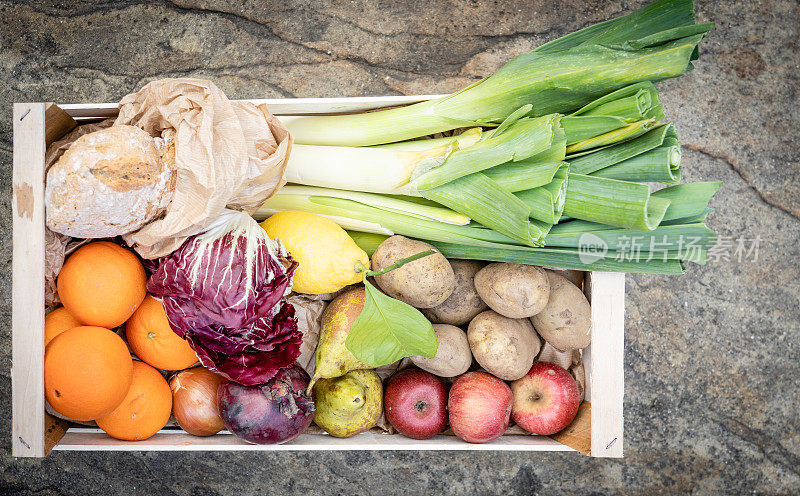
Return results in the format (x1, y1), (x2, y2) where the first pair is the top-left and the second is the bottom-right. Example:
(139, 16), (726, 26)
(371, 236), (455, 309)
(474, 263), (550, 319)
(530, 271), (591, 351)
(545, 268), (584, 289)
(422, 260), (488, 326)
(410, 324), (472, 377)
(467, 310), (541, 381)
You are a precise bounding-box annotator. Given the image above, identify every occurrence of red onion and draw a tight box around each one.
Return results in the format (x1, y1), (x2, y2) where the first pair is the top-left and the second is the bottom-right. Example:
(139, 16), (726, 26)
(217, 363), (315, 444)
(170, 367), (226, 437)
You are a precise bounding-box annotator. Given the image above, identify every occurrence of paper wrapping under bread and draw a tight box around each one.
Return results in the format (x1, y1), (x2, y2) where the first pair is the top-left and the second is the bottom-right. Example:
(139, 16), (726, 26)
(115, 78), (292, 259)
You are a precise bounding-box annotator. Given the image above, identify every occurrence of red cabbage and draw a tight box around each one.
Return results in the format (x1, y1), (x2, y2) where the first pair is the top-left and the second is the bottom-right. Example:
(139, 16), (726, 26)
(148, 210), (301, 385)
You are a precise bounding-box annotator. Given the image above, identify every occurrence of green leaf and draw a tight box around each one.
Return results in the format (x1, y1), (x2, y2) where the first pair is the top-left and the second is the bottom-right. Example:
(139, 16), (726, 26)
(345, 279), (438, 368)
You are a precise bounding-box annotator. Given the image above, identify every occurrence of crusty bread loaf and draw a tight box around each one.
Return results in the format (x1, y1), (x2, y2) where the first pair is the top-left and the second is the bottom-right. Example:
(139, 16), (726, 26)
(45, 125), (176, 238)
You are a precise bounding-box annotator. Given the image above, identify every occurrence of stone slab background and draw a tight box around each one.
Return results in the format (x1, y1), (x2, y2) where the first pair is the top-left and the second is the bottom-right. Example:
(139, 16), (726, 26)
(1, 1), (798, 494)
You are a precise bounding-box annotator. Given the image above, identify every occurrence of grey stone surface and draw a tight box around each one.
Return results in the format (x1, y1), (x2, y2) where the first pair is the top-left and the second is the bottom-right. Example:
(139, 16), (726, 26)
(2, 0), (799, 494)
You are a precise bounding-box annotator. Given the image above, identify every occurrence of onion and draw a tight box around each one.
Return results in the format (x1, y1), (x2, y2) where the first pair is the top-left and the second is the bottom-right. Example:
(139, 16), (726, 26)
(217, 363), (315, 444)
(170, 367), (226, 436)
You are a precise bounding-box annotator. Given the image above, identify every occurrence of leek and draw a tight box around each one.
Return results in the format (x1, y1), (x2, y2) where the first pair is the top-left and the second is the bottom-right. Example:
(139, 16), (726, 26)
(419, 241), (687, 274)
(565, 119), (659, 154)
(568, 123), (681, 184)
(418, 173), (551, 246)
(592, 138), (681, 184)
(568, 123), (673, 168)
(570, 82), (663, 121)
(255, 186), (525, 246)
(256, 188), (693, 274)
(654, 181), (722, 221)
(413, 114), (560, 190)
(546, 221), (716, 264)
(515, 165), (569, 224)
(257, 186), (470, 225)
(284, 143), (449, 196)
(562, 174), (671, 230)
(347, 231), (687, 275)
(561, 82), (664, 145)
(481, 124), (567, 192)
(375, 128), (483, 151)
(283, 113), (561, 197)
(484, 161), (566, 193)
(250, 0), (721, 275)
(661, 208), (712, 225)
(283, 0), (711, 146)
(533, 0), (708, 54)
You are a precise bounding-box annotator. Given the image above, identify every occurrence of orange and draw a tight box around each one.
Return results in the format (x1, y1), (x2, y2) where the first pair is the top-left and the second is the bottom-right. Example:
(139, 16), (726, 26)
(57, 241), (147, 328)
(44, 306), (82, 346)
(45, 326), (133, 421)
(96, 361), (172, 441)
(126, 295), (198, 370)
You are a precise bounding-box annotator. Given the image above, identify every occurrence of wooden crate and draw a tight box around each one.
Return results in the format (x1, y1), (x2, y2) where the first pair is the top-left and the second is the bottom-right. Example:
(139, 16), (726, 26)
(12, 97), (625, 458)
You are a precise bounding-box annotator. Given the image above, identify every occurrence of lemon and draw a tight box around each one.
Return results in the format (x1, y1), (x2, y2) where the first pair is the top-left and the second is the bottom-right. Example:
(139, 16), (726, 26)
(260, 211), (369, 295)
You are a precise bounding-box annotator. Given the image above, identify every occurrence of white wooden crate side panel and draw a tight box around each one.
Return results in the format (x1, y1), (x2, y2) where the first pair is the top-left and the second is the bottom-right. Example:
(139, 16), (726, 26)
(55, 429), (574, 452)
(588, 272), (625, 458)
(12, 103), (47, 457)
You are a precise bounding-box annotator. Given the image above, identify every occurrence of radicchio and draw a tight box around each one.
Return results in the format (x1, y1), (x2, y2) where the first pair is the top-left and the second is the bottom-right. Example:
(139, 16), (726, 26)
(148, 210), (301, 385)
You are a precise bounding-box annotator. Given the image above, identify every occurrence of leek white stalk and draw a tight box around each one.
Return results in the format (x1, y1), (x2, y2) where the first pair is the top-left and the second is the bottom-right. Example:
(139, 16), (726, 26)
(284, 143), (453, 196)
(283, 114), (560, 196)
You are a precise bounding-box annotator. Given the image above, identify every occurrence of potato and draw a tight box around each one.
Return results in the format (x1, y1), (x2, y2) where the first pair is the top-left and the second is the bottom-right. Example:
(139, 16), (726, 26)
(410, 324), (472, 377)
(422, 260), (488, 325)
(473, 263), (550, 318)
(546, 268), (584, 289)
(371, 236), (455, 308)
(530, 271), (591, 351)
(467, 310), (541, 381)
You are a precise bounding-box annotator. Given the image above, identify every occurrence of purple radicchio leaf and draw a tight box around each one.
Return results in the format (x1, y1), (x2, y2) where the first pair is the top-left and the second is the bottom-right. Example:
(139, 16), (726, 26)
(182, 302), (303, 386)
(147, 209), (302, 385)
(148, 210), (297, 329)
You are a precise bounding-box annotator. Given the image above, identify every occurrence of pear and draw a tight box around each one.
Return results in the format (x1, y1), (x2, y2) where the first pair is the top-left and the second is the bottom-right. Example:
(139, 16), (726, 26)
(313, 369), (382, 438)
(308, 287), (370, 391)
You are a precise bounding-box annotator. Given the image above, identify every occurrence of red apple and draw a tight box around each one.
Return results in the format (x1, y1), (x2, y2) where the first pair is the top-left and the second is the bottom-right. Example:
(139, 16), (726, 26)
(511, 362), (580, 435)
(448, 371), (512, 443)
(384, 368), (448, 440)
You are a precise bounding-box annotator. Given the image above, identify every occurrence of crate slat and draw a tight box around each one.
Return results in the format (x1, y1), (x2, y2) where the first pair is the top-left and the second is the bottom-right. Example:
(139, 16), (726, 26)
(12, 103), (47, 457)
(54, 429), (574, 452)
(58, 94), (445, 120)
(587, 272), (626, 458)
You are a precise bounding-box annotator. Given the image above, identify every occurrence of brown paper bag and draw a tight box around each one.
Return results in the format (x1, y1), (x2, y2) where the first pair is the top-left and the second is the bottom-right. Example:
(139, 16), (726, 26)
(115, 78), (292, 258)
(287, 294), (328, 377)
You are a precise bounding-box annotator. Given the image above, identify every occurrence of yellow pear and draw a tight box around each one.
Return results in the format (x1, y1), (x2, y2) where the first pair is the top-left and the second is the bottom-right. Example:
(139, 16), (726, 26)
(313, 369), (382, 438)
(309, 287), (370, 390)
